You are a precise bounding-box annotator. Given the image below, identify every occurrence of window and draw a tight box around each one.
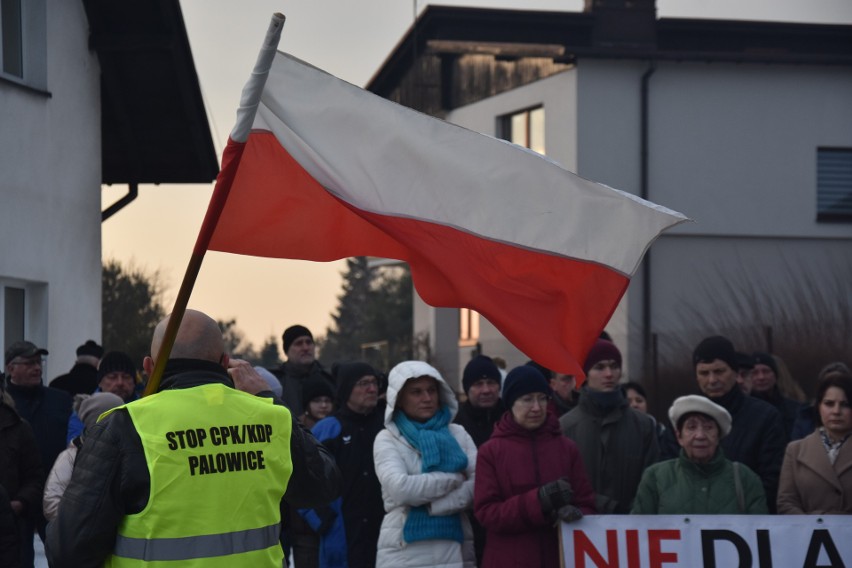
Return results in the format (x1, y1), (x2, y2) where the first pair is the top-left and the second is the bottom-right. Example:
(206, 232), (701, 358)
(459, 308), (480, 345)
(817, 148), (852, 222)
(1, 0), (22, 77)
(3, 286), (25, 347)
(0, 0), (46, 89)
(500, 106), (545, 155)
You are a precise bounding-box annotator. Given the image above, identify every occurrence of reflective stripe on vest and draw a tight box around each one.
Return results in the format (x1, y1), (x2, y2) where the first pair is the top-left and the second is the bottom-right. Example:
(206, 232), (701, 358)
(114, 522), (280, 561)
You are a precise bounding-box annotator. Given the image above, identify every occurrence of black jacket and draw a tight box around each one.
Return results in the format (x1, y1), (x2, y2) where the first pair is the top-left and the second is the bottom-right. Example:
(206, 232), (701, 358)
(453, 399), (506, 448)
(49, 363), (99, 397)
(660, 387), (785, 512)
(0, 402), (44, 519)
(752, 387), (803, 442)
(271, 360), (335, 417)
(4, 381), (71, 472)
(0, 484), (20, 568)
(45, 359), (340, 568)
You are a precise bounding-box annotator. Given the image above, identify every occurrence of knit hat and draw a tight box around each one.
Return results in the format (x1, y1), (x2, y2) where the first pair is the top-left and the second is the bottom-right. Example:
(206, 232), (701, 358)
(76, 340), (104, 358)
(502, 365), (552, 409)
(668, 395), (732, 437)
(301, 379), (335, 411)
(97, 351), (136, 382)
(332, 361), (379, 406)
(77, 392), (124, 430)
(461, 355), (501, 393)
(751, 352), (778, 376)
(5, 340), (48, 366)
(583, 339), (622, 375)
(736, 352), (755, 371)
(282, 325), (313, 353)
(692, 336), (738, 370)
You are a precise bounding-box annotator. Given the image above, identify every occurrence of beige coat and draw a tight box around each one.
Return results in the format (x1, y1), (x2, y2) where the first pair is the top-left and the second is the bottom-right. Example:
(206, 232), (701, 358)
(777, 431), (852, 514)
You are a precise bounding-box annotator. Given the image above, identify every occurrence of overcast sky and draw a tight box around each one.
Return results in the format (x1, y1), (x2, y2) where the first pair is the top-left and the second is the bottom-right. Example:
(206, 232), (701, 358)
(101, 0), (852, 352)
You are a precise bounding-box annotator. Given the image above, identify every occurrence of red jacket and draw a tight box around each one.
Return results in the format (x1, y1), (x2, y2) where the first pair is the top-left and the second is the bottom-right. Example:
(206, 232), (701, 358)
(474, 411), (595, 568)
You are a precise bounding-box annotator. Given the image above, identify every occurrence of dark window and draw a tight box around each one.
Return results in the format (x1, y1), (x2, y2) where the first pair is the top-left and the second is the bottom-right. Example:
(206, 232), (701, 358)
(817, 148), (852, 222)
(4, 286), (25, 349)
(1, 0), (23, 77)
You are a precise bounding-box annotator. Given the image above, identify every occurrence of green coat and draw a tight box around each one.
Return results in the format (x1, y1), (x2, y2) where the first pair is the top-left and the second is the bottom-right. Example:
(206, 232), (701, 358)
(631, 449), (768, 514)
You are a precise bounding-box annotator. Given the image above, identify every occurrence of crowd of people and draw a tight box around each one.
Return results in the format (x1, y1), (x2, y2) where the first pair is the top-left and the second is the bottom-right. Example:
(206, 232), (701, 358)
(1, 319), (850, 567)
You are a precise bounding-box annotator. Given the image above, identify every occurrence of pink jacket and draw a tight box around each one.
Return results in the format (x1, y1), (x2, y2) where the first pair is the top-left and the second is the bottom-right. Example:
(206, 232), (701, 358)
(474, 411), (595, 568)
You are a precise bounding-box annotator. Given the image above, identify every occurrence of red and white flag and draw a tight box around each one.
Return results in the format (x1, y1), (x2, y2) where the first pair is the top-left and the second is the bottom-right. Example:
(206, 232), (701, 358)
(202, 16), (687, 376)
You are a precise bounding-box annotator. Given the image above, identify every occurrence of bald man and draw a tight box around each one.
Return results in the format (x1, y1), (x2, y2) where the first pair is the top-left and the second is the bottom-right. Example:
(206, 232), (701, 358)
(46, 309), (340, 567)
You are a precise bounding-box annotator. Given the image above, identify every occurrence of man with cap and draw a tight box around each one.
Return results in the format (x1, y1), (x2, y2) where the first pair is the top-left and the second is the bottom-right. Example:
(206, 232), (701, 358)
(300, 361), (386, 568)
(560, 339), (659, 514)
(632, 395), (767, 514)
(50, 340), (104, 396)
(270, 324), (335, 417)
(4, 340), (71, 566)
(750, 351), (803, 441)
(660, 335), (785, 512)
(65, 351), (139, 444)
(46, 309), (340, 567)
(454, 355), (506, 448)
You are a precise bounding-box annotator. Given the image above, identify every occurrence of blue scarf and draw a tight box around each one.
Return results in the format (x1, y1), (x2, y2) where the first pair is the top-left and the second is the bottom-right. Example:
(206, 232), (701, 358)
(395, 405), (467, 544)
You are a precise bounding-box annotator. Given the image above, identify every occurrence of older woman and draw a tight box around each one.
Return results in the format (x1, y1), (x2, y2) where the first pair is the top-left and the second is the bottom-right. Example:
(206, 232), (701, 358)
(778, 374), (852, 514)
(632, 395), (767, 514)
(474, 366), (595, 568)
(373, 361), (477, 568)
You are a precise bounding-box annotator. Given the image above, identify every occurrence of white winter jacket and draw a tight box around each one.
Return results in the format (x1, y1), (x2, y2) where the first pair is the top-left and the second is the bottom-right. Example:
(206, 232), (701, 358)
(373, 361), (477, 568)
(43, 443), (78, 521)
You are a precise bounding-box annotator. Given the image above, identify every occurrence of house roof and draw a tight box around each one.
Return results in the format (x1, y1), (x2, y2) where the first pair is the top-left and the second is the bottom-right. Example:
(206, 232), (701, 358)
(368, 5), (852, 103)
(82, 0), (219, 185)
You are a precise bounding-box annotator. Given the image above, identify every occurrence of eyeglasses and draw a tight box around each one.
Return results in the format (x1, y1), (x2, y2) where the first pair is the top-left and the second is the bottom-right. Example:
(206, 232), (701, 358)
(10, 357), (44, 367)
(353, 378), (379, 389)
(515, 394), (550, 408)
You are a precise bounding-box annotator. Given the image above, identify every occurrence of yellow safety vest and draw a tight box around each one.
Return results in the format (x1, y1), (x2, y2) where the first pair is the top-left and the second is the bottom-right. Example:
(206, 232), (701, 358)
(104, 383), (293, 567)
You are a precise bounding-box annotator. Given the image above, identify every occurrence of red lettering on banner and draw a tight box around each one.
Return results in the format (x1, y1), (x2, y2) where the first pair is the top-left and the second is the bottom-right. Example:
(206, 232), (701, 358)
(626, 529), (641, 568)
(648, 530), (680, 567)
(573, 530), (619, 567)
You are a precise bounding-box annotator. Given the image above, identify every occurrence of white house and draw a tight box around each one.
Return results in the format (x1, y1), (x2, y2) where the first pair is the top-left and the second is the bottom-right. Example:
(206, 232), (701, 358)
(0, 0), (216, 378)
(367, 1), (852, 391)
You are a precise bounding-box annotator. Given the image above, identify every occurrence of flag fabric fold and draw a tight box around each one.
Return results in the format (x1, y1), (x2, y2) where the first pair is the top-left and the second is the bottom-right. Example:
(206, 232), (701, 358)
(206, 50), (687, 376)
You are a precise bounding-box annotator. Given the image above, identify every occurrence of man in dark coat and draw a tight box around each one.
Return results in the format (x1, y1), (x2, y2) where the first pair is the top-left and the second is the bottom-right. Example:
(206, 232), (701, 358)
(271, 325), (335, 416)
(302, 361), (386, 568)
(453, 355), (506, 447)
(49, 340), (103, 396)
(4, 341), (70, 565)
(660, 336), (786, 512)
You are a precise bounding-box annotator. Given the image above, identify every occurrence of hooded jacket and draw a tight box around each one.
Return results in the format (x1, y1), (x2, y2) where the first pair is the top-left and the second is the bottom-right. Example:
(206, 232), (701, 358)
(373, 361), (477, 568)
(475, 411), (596, 568)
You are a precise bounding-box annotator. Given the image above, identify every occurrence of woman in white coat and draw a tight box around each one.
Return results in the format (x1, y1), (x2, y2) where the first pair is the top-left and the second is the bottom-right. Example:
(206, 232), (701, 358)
(373, 360), (477, 568)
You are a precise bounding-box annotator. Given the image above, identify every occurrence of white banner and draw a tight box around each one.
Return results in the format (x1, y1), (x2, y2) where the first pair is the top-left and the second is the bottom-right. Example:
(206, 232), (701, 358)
(561, 515), (852, 567)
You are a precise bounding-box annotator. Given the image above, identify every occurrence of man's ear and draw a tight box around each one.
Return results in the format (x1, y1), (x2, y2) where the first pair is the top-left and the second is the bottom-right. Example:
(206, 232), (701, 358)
(143, 356), (154, 377)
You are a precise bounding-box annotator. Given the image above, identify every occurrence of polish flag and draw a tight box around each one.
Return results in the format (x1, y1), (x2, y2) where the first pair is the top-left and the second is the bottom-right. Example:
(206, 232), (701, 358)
(202, 18), (687, 376)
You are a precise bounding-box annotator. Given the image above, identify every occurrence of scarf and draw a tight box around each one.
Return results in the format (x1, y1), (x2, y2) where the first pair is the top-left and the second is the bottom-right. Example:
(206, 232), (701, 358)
(394, 405), (467, 543)
(819, 427), (850, 465)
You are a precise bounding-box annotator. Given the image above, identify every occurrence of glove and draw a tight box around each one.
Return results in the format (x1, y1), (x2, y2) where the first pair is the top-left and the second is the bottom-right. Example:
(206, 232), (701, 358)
(537, 478), (574, 516)
(555, 505), (584, 524)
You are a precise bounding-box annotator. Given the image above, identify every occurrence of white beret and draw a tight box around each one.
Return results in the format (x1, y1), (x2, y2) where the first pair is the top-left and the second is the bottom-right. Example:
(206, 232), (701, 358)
(668, 395), (732, 437)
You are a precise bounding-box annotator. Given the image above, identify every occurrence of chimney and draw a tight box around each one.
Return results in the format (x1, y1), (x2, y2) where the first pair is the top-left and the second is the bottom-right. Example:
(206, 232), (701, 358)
(584, 0), (657, 49)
